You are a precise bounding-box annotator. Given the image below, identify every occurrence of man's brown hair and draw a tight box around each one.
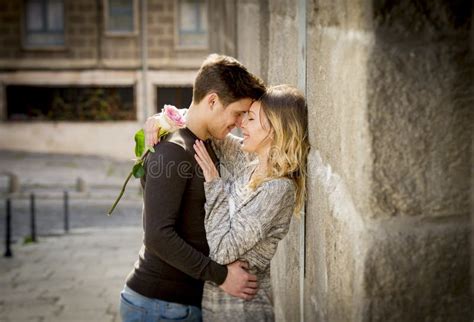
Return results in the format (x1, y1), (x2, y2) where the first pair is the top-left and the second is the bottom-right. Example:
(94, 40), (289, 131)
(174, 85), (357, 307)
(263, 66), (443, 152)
(193, 54), (266, 106)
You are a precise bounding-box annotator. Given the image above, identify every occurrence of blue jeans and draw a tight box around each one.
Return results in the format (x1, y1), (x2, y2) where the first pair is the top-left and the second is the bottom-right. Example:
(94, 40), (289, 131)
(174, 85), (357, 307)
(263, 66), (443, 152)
(120, 285), (202, 322)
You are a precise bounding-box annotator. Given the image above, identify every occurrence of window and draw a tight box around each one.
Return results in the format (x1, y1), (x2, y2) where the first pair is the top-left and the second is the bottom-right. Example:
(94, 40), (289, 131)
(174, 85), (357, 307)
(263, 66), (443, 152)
(177, 0), (208, 48)
(6, 86), (136, 121)
(105, 0), (137, 35)
(24, 0), (65, 48)
(156, 86), (193, 112)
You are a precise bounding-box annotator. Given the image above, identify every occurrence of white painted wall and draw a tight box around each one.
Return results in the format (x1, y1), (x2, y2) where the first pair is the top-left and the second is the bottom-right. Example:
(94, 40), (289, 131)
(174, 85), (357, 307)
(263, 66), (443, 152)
(0, 122), (140, 160)
(0, 69), (198, 159)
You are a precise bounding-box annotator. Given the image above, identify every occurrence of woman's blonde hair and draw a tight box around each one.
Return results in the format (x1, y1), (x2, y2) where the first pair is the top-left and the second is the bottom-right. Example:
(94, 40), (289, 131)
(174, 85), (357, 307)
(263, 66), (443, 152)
(248, 85), (310, 216)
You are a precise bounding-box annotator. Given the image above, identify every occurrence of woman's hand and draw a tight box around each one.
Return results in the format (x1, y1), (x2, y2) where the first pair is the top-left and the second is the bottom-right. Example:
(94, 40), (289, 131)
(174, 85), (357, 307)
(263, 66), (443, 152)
(194, 140), (220, 182)
(144, 114), (161, 147)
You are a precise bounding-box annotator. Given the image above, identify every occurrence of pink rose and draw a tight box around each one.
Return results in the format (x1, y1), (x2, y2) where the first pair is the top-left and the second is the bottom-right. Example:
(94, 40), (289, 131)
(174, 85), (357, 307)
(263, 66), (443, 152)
(155, 105), (187, 132)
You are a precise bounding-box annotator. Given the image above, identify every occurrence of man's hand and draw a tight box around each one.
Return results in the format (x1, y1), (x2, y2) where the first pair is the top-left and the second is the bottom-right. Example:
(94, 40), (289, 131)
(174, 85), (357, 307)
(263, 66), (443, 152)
(220, 261), (258, 300)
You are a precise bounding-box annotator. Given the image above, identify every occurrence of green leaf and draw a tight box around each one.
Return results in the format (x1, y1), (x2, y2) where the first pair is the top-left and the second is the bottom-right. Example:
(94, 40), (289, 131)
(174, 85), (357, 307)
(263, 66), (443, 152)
(132, 163), (145, 178)
(134, 129), (145, 157)
(148, 146), (155, 153)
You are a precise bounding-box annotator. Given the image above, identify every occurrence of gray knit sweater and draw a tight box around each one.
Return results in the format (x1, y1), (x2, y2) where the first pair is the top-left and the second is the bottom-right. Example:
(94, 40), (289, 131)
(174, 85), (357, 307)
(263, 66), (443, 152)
(202, 134), (296, 322)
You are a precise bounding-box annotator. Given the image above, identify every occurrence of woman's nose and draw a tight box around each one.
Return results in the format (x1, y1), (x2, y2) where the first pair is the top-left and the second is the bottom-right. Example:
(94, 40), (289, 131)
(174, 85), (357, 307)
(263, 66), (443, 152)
(240, 116), (248, 128)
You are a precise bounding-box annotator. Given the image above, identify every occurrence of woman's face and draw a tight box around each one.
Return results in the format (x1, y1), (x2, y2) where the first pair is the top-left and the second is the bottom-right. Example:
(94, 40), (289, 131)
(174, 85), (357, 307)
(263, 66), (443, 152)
(241, 101), (272, 154)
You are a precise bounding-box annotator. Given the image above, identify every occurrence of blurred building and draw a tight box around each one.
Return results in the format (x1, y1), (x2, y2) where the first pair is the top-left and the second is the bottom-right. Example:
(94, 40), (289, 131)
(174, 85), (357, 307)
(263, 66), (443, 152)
(0, 0), (236, 158)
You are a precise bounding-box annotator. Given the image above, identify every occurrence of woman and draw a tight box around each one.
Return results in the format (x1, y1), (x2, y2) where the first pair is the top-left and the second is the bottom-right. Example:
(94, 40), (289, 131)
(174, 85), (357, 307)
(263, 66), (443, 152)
(150, 85), (309, 321)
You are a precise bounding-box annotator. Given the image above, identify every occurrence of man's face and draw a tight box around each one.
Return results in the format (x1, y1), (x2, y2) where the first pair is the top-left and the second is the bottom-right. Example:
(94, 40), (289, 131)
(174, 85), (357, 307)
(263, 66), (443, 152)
(208, 97), (253, 139)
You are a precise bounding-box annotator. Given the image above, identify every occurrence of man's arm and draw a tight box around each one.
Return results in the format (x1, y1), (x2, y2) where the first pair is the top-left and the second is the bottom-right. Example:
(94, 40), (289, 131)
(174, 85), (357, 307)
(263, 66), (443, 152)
(143, 141), (227, 284)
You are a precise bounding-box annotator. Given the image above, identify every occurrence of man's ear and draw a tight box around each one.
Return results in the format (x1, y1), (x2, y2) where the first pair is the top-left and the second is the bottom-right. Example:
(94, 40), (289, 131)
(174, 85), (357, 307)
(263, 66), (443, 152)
(206, 93), (218, 111)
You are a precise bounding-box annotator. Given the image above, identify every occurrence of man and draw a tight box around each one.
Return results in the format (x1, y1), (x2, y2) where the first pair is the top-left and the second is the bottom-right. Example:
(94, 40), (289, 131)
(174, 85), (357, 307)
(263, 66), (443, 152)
(120, 54), (266, 321)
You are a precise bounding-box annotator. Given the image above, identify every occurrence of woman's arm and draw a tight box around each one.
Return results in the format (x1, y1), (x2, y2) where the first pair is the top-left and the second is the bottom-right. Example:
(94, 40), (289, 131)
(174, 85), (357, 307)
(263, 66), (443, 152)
(211, 134), (256, 178)
(202, 178), (232, 235)
(203, 178), (295, 265)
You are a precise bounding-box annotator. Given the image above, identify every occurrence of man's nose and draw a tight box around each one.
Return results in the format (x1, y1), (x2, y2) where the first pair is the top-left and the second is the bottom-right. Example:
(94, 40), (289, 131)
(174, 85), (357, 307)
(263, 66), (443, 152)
(235, 116), (243, 128)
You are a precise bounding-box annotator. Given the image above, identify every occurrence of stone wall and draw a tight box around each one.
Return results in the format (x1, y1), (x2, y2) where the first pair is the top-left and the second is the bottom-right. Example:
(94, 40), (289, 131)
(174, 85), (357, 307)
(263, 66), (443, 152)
(0, 1), (22, 60)
(237, 0), (473, 321)
(0, 0), (213, 70)
(360, 1), (472, 319)
(0, 0), (99, 68)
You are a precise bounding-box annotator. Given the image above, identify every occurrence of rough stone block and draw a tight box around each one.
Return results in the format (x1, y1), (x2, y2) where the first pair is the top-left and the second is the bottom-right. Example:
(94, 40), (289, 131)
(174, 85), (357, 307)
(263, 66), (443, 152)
(367, 41), (472, 218)
(372, 0), (472, 38)
(271, 216), (301, 322)
(363, 217), (471, 321)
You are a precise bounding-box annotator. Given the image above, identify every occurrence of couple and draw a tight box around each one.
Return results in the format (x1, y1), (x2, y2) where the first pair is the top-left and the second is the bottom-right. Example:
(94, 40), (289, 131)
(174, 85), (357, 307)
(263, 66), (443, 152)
(120, 54), (310, 322)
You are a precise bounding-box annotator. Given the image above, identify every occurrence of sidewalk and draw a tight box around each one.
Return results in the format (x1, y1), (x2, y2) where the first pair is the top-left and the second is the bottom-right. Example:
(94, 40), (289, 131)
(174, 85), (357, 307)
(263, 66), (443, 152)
(0, 150), (145, 321)
(0, 150), (139, 190)
(0, 149), (144, 245)
(0, 226), (142, 322)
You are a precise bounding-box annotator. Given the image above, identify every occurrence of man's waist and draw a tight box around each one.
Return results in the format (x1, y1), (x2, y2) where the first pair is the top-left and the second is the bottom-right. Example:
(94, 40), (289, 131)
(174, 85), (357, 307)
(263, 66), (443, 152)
(138, 249), (204, 281)
(126, 272), (204, 308)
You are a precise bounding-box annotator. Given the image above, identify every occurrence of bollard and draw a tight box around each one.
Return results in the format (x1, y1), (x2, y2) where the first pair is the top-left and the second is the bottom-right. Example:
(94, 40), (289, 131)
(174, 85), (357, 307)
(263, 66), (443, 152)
(76, 177), (87, 193)
(64, 190), (69, 233)
(30, 193), (37, 242)
(8, 174), (20, 194)
(4, 198), (12, 257)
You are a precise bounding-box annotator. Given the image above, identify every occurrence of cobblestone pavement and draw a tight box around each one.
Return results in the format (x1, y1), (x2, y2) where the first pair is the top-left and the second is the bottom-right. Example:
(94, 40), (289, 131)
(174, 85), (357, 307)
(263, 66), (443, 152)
(0, 226), (142, 322)
(0, 150), (145, 321)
